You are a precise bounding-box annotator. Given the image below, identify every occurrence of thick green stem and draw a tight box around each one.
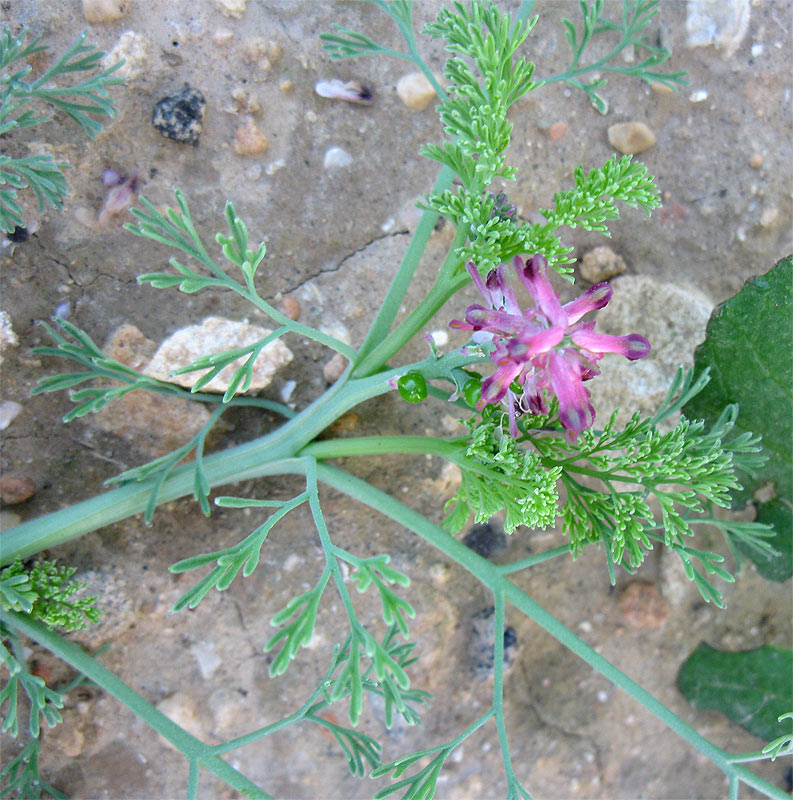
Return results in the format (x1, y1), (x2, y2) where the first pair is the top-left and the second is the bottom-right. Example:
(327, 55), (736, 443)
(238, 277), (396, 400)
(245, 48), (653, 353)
(1, 352), (480, 564)
(314, 463), (790, 800)
(354, 165), (455, 370)
(1, 610), (271, 800)
(353, 268), (470, 377)
(300, 435), (462, 461)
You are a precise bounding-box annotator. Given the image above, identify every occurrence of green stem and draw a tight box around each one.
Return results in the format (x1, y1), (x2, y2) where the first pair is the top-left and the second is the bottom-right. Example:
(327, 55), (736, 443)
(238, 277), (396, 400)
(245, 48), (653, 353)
(353, 204), (465, 376)
(354, 267), (470, 377)
(496, 546), (570, 575)
(1, 351), (480, 564)
(301, 435), (462, 461)
(1, 610), (271, 800)
(314, 463), (790, 800)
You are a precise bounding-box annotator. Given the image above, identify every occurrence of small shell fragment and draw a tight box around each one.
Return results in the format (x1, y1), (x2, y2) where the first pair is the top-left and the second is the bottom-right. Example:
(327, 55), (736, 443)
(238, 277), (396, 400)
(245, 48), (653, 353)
(314, 79), (373, 105)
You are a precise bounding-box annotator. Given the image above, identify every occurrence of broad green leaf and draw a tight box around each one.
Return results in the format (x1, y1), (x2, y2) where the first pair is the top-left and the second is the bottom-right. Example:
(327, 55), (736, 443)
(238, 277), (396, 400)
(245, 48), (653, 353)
(683, 257), (792, 580)
(751, 498), (793, 582)
(677, 643), (793, 741)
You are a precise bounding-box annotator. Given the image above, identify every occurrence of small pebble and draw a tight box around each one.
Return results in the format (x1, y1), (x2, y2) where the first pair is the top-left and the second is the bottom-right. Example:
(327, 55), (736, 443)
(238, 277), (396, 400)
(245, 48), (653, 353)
(607, 121), (656, 154)
(279, 80), (293, 93)
(759, 206), (779, 228)
(233, 118), (269, 155)
(580, 245), (627, 282)
(0, 475), (35, 505)
(240, 37), (279, 70)
(323, 352), (348, 384)
(468, 607), (519, 679)
(82, 0), (129, 23)
(396, 72), (436, 110)
(689, 89), (709, 103)
(190, 641), (222, 679)
(323, 146), (353, 169)
(548, 121), (567, 142)
(279, 380), (296, 403)
(0, 310), (18, 365)
(215, 0), (247, 19)
(0, 401), (22, 431)
(101, 31), (149, 81)
(650, 80), (675, 94)
(244, 164), (261, 181)
(152, 87), (206, 144)
(617, 581), (668, 628)
(428, 328), (448, 347)
(212, 28), (233, 46)
(278, 296), (301, 321)
(462, 523), (507, 559)
(315, 79), (373, 105)
(0, 511), (21, 529)
(749, 152), (764, 168)
(230, 87), (260, 114)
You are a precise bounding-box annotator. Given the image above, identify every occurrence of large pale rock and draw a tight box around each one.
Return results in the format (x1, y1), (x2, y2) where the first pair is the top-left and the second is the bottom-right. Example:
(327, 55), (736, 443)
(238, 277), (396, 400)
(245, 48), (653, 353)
(143, 316), (292, 393)
(686, 0), (750, 58)
(585, 276), (713, 426)
(93, 325), (213, 455)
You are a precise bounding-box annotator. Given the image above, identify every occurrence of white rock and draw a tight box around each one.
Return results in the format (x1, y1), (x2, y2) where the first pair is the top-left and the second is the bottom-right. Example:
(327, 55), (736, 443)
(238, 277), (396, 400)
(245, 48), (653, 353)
(686, 0), (751, 58)
(689, 89), (709, 103)
(585, 276), (713, 427)
(190, 641), (222, 679)
(215, 0), (247, 19)
(101, 31), (150, 81)
(0, 400), (22, 431)
(144, 317), (292, 394)
(0, 311), (18, 365)
(323, 146), (353, 169)
(156, 693), (206, 751)
(396, 72), (436, 110)
(83, 0), (129, 23)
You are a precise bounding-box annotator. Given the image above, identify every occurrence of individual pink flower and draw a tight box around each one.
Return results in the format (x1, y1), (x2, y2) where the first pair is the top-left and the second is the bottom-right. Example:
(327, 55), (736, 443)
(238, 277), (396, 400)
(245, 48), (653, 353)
(450, 255), (650, 439)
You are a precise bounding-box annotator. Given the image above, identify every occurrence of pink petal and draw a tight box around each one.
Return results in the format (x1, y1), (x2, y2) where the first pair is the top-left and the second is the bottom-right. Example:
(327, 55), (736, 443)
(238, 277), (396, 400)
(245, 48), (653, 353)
(563, 282), (612, 324)
(486, 264), (521, 314)
(510, 325), (564, 357)
(465, 305), (532, 336)
(548, 351), (594, 439)
(477, 360), (523, 408)
(465, 261), (490, 300)
(570, 330), (651, 360)
(515, 255), (567, 327)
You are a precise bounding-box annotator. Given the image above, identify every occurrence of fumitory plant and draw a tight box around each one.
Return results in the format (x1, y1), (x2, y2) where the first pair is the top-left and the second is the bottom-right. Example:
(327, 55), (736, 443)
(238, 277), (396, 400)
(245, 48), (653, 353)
(2, 2), (791, 798)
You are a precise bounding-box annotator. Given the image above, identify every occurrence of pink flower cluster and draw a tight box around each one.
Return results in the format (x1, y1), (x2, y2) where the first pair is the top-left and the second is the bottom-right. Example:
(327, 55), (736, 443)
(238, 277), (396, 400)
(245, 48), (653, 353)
(450, 255), (650, 439)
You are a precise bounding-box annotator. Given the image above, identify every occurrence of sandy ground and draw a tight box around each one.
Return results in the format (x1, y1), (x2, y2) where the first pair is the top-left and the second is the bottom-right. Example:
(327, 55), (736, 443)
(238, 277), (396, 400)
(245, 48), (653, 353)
(1, 1), (791, 798)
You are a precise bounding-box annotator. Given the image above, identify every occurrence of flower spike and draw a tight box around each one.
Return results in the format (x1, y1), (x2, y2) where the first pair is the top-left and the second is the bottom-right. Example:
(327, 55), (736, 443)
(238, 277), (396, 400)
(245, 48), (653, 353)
(451, 255), (650, 439)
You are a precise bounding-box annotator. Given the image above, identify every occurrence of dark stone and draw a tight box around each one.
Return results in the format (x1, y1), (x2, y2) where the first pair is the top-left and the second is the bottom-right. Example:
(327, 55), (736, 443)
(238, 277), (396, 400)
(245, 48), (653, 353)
(151, 87), (206, 144)
(462, 522), (508, 559)
(7, 226), (28, 242)
(468, 606), (519, 678)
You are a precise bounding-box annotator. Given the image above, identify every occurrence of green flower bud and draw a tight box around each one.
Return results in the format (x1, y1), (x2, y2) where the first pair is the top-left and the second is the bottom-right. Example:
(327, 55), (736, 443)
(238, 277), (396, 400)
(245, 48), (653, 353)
(397, 372), (428, 403)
